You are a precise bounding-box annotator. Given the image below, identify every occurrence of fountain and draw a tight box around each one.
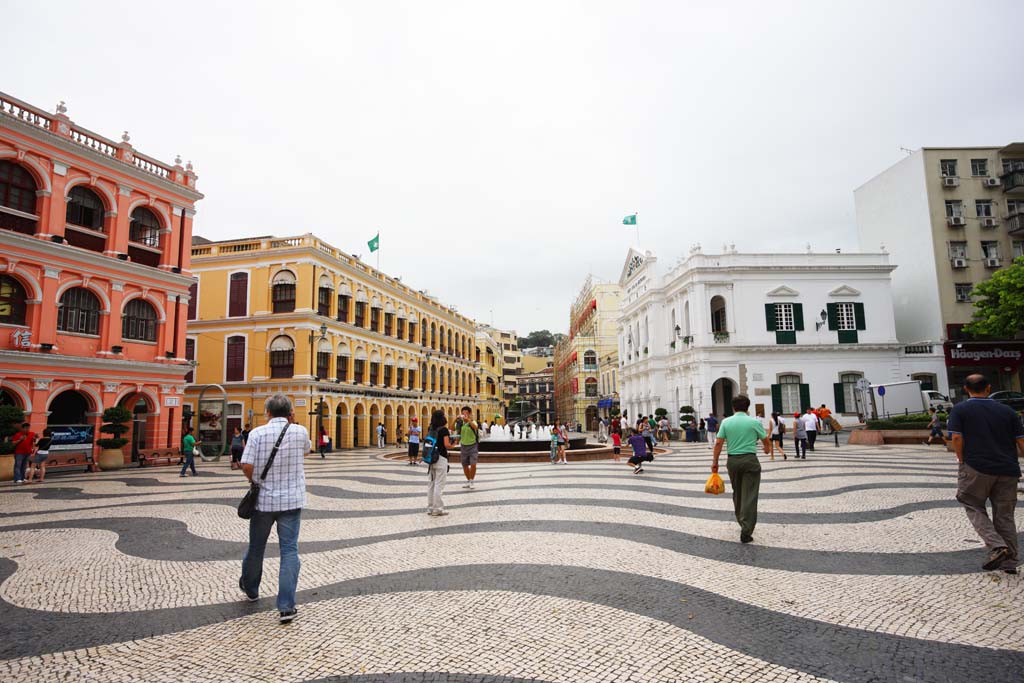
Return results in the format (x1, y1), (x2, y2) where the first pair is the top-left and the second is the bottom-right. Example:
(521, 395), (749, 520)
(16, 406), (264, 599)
(476, 421), (587, 453)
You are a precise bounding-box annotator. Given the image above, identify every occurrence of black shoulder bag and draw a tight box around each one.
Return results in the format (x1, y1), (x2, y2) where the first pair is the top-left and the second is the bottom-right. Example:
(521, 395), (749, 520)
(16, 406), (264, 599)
(237, 424), (290, 519)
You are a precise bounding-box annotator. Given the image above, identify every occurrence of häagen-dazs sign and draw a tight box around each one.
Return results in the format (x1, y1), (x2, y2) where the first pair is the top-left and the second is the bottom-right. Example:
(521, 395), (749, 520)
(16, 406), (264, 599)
(944, 343), (1024, 367)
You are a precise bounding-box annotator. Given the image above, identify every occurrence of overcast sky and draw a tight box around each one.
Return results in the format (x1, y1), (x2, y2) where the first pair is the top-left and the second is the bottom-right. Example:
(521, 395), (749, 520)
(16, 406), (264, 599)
(4, 1), (1022, 334)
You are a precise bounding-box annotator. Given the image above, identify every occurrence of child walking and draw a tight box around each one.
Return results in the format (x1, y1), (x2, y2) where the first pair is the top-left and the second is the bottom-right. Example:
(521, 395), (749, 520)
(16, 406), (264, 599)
(611, 430), (622, 461)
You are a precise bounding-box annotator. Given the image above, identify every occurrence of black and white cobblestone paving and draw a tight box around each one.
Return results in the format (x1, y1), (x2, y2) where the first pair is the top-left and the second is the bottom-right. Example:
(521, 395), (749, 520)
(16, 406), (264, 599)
(1, 442), (1022, 682)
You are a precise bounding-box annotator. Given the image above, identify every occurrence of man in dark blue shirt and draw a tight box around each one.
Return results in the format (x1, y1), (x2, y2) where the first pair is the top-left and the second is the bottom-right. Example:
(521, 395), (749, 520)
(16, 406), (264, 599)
(947, 374), (1024, 574)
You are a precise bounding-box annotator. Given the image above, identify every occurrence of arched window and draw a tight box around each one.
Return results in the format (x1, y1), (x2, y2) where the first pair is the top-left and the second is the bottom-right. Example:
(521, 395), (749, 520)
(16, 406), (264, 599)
(316, 338), (332, 379)
(122, 299), (157, 342)
(57, 287), (101, 335)
(271, 270), (296, 313)
(583, 350), (597, 369)
(226, 335), (246, 382)
(431, 323), (437, 349)
(447, 330), (453, 353)
(269, 336), (295, 378)
(0, 275), (27, 325)
(710, 295), (727, 334)
(840, 372), (864, 414)
(228, 272), (248, 317)
(421, 319), (427, 346)
(129, 207), (161, 246)
(585, 377), (598, 397)
(184, 338), (196, 383)
(318, 275), (333, 317)
(66, 186), (105, 231)
(0, 161), (38, 235)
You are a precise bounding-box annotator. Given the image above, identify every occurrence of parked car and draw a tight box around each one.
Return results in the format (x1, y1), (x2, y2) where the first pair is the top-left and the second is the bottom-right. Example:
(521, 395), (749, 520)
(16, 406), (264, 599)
(989, 390), (1024, 411)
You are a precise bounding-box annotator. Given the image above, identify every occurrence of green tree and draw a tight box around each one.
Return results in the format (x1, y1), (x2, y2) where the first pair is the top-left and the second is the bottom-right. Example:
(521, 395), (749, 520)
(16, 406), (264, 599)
(0, 404), (25, 454)
(964, 257), (1024, 339)
(517, 330), (556, 349)
(97, 406), (133, 450)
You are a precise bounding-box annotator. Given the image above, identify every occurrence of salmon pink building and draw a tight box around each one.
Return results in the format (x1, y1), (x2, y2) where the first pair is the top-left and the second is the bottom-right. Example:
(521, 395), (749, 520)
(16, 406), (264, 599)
(0, 92), (202, 473)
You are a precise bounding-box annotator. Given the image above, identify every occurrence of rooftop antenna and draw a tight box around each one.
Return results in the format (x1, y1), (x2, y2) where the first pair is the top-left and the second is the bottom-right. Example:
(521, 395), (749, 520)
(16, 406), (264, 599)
(899, 146), (914, 156)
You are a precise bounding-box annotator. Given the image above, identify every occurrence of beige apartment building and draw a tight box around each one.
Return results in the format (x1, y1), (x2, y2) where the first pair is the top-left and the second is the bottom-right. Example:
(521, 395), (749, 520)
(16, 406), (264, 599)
(474, 326), (504, 422)
(855, 144), (1024, 393)
(185, 233), (481, 449)
(553, 277), (622, 430)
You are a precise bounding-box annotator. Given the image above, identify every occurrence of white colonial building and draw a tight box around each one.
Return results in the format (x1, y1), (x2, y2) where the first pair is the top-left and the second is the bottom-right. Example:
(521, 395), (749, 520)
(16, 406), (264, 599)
(617, 246), (948, 426)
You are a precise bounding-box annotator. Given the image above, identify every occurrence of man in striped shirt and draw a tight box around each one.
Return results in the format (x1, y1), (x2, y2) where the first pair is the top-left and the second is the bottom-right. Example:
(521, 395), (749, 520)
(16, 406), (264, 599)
(239, 393), (311, 624)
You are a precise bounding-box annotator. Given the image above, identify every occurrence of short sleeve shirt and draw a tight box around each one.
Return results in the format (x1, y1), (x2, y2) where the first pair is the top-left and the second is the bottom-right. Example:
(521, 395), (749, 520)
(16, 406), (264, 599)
(801, 414), (819, 431)
(182, 433), (196, 455)
(241, 418), (310, 511)
(13, 430), (35, 455)
(947, 398), (1023, 477)
(434, 427), (450, 458)
(408, 426), (420, 444)
(706, 417), (718, 432)
(717, 412), (767, 455)
(460, 421), (478, 446)
(628, 434), (648, 455)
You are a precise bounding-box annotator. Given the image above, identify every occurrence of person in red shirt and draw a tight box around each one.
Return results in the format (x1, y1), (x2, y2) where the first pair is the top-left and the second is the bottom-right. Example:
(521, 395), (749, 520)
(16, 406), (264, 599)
(611, 430), (622, 461)
(12, 422), (36, 484)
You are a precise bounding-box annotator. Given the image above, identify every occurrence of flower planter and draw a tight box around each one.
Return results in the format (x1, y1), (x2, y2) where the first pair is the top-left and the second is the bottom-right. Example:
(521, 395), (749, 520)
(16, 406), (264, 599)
(0, 454), (13, 482)
(97, 448), (128, 471)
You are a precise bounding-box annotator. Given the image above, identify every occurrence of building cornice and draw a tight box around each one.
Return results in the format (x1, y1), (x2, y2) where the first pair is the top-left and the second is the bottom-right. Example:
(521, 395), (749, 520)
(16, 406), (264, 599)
(0, 230), (196, 291)
(0, 350), (190, 377)
(192, 243), (474, 327)
(1, 114), (203, 203)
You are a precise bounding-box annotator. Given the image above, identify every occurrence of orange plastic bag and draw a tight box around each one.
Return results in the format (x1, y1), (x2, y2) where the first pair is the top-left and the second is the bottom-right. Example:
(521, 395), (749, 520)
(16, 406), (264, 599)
(704, 472), (725, 495)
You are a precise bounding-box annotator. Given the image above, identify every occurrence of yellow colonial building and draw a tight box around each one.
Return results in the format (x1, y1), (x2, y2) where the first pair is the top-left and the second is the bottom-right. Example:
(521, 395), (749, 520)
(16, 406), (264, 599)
(185, 233), (480, 449)
(553, 277), (622, 430)
(474, 326), (504, 423)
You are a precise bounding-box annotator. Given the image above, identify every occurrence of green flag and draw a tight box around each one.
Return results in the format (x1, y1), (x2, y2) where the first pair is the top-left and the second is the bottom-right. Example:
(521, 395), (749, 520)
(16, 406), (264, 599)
(622, 214), (636, 226)
(368, 233), (379, 252)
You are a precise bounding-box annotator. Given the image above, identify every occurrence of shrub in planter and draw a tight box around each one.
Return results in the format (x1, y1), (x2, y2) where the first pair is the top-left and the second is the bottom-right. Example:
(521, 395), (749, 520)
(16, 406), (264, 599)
(97, 406), (132, 470)
(679, 405), (697, 441)
(97, 406), (133, 449)
(654, 407), (668, 419)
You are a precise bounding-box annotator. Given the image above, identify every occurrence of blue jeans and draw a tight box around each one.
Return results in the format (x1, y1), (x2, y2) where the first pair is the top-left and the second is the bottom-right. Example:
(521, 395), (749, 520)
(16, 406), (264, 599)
(241, 508), (302, 611)
(13, 454), (29, 481)
(179, 452), (196, 475)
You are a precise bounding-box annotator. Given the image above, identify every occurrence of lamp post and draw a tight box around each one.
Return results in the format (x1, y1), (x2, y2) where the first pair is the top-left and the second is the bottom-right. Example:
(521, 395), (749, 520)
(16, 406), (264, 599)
(309, 322), (328, 439)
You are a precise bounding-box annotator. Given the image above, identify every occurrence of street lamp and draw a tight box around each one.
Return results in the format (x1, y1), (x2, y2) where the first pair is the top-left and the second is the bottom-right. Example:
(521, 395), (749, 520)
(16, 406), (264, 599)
(309, 322), (329, 438)
(814, 309), (828, 331)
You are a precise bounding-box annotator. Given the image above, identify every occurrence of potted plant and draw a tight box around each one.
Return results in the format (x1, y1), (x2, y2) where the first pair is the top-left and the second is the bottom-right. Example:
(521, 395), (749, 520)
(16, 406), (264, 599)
(643, 346), (649, 355)
(669, 341), (676, 349)
(679, 405), (697, 442)
(0, 404), (25, 482)
(96, 405), (132, 470)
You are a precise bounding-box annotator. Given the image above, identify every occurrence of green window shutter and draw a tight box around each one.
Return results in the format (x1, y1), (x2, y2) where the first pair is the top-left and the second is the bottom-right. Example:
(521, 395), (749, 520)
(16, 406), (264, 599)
(826, 303), (838, 331)
(838, 330), (859, 344)
(833, 383), (846, 413)
(854, 302), (866, 330)
(799, 383), (811, 412)
(775, 330), (797, 345)
(771, 384), (782, 414)
(764, 303), (776, 332)
(793, 303), (804, 331)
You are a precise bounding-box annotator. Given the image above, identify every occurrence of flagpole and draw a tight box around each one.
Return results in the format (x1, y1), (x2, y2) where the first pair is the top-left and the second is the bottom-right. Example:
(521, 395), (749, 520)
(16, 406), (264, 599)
(376, 230), (380, 273)
(635, 211), (639, 245)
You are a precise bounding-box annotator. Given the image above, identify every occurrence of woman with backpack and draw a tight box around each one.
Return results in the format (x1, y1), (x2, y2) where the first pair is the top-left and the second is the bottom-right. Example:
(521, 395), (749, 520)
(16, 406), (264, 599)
(425, 410), (454, 516)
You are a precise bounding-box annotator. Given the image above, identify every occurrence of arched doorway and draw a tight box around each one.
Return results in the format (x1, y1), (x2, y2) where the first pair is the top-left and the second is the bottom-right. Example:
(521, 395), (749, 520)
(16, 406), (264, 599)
(370, 404), (381, 447)
(49, 390), (89, 425)
(352, 403), (364, 448)
(335, 403), (349, 450)
(128, 397), (148, 462)
(585, 405), (599, 431)
(711, 377), (737, 418)
(0, 387), (21, 408)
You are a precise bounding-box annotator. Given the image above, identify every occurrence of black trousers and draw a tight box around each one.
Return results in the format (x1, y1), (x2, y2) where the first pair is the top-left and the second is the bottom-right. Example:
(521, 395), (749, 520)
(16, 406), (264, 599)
(807, 431), (817, 450)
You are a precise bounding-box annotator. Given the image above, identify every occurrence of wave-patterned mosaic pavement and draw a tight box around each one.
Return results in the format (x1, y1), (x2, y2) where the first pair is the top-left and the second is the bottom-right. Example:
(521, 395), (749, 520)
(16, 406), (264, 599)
(1, 442), (1022, 682)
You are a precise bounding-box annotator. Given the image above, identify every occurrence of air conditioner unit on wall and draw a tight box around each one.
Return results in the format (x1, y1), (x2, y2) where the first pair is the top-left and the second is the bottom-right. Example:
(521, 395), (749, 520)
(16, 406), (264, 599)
(943, 176), (960, 187)
(951, 258), (967, 268)
(948, 216), (966, 226)
(984, 177), (1001, 187)
(980, 217), (998, 228)
(985, 257), (1001, 268)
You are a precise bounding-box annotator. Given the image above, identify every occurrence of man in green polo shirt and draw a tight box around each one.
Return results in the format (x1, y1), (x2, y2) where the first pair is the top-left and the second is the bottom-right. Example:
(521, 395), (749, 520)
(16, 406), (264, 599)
(459, 406), (480, 490)
(712, 394), (771, 543)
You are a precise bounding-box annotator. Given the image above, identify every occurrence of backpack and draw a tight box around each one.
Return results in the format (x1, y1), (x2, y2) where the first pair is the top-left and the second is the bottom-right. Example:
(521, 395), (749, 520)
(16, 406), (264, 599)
(778, 420), (786, 435)
(421, 430), (440, 465)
